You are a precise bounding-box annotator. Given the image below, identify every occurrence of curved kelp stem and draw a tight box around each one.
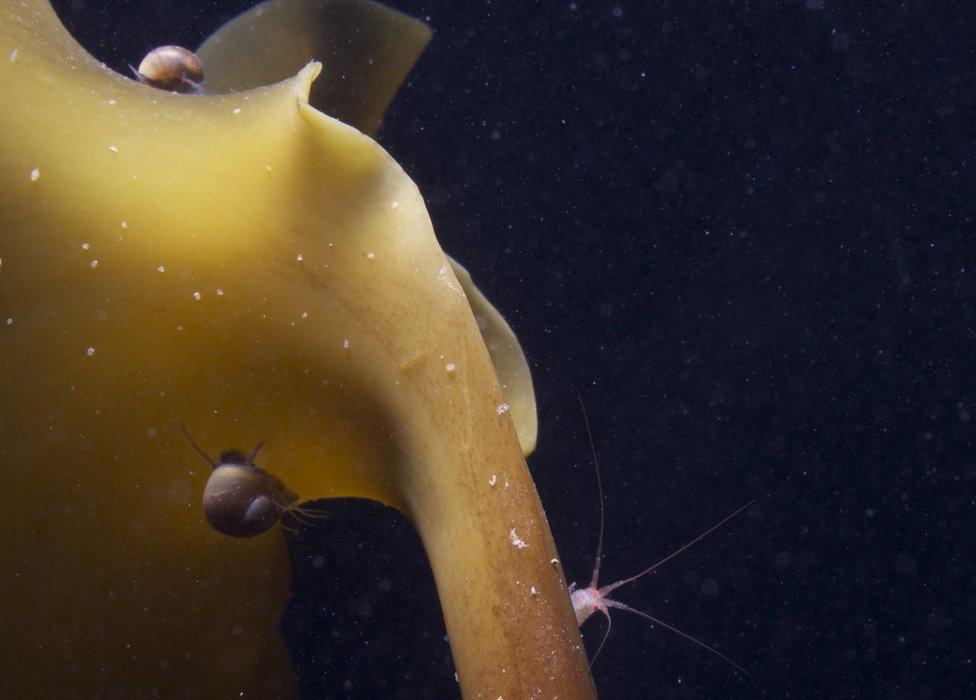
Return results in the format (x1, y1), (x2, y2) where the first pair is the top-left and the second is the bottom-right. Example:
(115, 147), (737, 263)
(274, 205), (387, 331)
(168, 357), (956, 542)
(0, 0), (594, 697)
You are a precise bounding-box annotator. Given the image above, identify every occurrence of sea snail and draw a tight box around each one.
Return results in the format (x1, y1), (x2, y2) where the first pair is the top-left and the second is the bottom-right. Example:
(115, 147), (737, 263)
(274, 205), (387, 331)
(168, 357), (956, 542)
(180, 423), (326, 537)
(132, 45), (205, 94)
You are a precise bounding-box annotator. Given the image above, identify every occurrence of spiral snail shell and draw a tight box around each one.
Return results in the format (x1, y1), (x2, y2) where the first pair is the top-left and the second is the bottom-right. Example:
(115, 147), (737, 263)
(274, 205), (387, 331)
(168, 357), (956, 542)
(133, 45), (205, 94)
(180, 423), (325, 538)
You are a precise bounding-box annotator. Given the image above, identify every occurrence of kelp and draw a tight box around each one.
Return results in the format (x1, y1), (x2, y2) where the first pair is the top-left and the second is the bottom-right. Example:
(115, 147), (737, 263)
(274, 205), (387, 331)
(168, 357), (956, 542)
(0, 0), (592, 696)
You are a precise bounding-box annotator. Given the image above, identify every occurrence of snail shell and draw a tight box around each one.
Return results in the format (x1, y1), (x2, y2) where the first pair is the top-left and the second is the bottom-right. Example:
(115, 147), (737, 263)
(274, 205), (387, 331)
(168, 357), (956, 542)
(202, 463), (296, 538)
(135, 45), (204, 94)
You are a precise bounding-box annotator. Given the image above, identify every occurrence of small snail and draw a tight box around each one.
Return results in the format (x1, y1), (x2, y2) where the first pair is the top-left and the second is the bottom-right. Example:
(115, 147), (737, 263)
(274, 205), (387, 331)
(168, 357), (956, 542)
(131, 46), (205, 94)
(180, 423), (326, 537)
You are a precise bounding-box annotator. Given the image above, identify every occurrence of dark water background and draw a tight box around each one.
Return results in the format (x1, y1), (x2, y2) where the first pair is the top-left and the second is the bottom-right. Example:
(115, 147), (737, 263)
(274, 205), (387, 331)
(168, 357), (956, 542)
(53, 0), (974, 697)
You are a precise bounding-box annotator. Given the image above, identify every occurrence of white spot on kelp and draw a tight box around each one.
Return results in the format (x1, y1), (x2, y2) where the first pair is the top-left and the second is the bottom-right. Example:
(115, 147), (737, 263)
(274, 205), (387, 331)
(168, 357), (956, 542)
(437, 265), (462, 294)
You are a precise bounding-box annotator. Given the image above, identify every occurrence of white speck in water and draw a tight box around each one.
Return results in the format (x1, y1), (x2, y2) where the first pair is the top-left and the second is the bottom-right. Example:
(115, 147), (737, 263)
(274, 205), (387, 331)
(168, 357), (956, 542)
(232, 625), (243, 636)
(156, 265), (165, 273)
(215, 288), (224, 296)
(108, 144), (118, 153)
(489, 474), (497, 487)
(81, 242), (90, 250)
(509, 529), (528, 549)
(445, 362), (457, 374)
(342, 338), (350, 349)
(300, 311), (309, 319)
(85, 346), (95, 357)
(90, 260), (98, 269)
(496, 403), (510, 415)
(29, 168), (40, 182)
(193, 291), (202, 301)
(232, 107), (241, 114)
(120, 220), (128, 229)
(312, 555), (324, 569)
(366, 251), (375, 260)
(391, 200), (400, 209)
(296, 253), (304, 262)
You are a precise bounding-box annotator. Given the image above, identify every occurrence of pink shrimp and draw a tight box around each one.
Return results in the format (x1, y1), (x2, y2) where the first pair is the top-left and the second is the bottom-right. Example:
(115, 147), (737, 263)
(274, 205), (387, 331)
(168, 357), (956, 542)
(569, 395), (752, 675)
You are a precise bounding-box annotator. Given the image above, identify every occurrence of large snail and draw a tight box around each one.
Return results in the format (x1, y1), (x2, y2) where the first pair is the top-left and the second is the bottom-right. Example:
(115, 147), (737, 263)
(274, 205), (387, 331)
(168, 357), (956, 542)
(180, 423), (326, 537)
(131, 45), (205, 94)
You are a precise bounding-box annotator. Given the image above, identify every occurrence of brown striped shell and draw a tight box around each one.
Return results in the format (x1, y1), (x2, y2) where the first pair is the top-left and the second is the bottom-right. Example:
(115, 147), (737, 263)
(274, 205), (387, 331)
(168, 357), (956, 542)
(134, 45), (204, 94)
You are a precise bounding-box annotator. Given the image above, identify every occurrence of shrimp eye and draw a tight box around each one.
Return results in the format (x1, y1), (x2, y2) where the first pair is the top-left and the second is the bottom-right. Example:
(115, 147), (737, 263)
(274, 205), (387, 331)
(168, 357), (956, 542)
(133, 45), (205, 94)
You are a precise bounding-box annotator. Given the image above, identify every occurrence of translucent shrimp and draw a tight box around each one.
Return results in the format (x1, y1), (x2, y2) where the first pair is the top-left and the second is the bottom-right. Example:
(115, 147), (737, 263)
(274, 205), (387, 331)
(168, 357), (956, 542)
(568, 395), (752, 675)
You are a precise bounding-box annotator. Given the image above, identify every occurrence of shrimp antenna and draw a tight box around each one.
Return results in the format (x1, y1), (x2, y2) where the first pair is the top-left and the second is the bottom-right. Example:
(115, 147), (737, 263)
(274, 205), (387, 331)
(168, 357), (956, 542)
(179, 421), (217, 468)
(603, 500), (755, 596)
(577, 392), (606, 589)
(589, 609), (613, 668)
(604, 599), (750, 676)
